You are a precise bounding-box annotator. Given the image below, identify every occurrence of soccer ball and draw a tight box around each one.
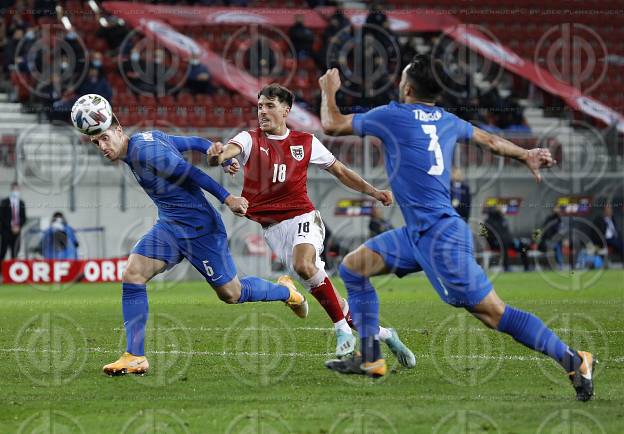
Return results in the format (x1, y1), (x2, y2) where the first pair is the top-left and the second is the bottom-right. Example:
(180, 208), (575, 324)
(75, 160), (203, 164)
(71, 94), (113, 135)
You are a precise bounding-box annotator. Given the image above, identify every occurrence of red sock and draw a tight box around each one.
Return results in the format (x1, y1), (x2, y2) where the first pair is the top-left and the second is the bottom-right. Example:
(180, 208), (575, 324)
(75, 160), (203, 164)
(310, 277), (345, 323)
(344, 310), (355, 330)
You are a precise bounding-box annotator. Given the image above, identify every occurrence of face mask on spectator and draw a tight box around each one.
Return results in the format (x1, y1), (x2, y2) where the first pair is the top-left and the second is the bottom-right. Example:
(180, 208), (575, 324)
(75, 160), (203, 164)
(10, 191), (19, 201)
(25, 30), (35, 40)
(61, 61), (69, 70)
(66, 32), (78, 40)
(93, 59), (102, 67)
(130, 52), (140, 62)
(52, 218), (65, 231)
(191, 59), (200, 65)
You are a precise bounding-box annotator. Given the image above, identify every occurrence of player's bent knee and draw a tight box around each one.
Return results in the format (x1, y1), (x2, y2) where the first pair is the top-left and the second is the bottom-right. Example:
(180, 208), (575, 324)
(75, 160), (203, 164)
(293, 260), (317, 281)
(215, 282), (242, 304)
(122, 267), (148, 285)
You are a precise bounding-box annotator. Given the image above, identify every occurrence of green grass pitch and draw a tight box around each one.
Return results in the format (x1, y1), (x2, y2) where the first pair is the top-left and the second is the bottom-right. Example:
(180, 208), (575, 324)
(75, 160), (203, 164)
(1, 270), (622, 433)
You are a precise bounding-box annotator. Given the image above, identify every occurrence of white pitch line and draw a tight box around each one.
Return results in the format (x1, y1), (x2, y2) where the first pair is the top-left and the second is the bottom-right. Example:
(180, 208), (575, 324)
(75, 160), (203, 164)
(0, 347), (621, 363)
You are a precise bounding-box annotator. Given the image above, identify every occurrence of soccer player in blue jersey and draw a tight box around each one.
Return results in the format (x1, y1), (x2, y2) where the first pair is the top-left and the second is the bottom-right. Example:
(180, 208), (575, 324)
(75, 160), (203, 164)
(83, 112), (308, 376)
(318, 55), (595, 401)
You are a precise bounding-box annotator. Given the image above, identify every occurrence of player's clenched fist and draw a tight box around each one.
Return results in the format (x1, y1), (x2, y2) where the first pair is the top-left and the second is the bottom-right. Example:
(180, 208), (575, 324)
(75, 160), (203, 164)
(373, 189), (393, 206)
(225, 195), (248, 216)
(223, 158), (240, 176)
(207, 141), (225, 166)
(319, 68), (342, 94)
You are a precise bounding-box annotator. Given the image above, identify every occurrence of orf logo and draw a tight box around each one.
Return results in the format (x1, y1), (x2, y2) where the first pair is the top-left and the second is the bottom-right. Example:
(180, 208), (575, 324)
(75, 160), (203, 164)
(290, 145), (304, 161)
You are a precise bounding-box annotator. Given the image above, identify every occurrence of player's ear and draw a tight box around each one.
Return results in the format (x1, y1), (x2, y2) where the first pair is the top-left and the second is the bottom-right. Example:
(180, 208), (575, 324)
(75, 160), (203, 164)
(283, 104), (291, 118)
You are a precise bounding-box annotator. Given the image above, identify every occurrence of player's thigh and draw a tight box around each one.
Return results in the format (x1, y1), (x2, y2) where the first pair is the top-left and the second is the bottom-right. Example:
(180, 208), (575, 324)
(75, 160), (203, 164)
(291, 211), (326, 274)
(124, 253), (168, 283)
(351, 227), (422, 278)
(129, 223), (183, 282)
(180, 230), (238, 289)
(416, 216), (492, 307)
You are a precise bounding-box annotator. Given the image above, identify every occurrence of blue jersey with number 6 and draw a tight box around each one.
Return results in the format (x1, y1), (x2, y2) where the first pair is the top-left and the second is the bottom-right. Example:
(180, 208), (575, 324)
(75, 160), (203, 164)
(353, 102), (473, 232)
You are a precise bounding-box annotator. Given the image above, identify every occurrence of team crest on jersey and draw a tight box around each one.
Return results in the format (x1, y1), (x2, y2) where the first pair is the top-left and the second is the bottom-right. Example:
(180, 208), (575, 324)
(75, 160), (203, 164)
(290, 145), (304, 161)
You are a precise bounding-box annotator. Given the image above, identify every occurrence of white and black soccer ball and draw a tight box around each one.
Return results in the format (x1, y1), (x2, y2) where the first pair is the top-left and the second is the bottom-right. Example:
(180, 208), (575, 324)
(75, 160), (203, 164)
(71, 94), (113, 135)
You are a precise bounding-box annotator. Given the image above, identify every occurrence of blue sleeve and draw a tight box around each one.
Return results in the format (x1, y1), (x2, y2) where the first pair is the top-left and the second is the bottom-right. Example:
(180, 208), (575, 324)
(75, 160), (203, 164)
(139, 146), (230, 203)
(455, 116), (474, 141)
(166, 134), (213, 153)
(352, 105), (392, 137)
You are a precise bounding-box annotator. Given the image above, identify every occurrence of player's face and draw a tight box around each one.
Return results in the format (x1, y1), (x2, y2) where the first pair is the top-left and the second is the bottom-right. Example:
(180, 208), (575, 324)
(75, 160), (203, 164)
(91, 125), (125, 161)
(257, 95), (289, 133)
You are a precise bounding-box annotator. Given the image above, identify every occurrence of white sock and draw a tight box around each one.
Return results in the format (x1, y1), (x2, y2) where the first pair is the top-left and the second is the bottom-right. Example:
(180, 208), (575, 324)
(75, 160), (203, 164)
(378, 326), (392, 341)
(334, 318), (352, 334)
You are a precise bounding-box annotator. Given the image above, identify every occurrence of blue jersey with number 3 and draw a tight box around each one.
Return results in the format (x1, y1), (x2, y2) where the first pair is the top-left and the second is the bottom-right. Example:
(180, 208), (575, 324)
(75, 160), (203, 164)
(353, 102), (473, 231)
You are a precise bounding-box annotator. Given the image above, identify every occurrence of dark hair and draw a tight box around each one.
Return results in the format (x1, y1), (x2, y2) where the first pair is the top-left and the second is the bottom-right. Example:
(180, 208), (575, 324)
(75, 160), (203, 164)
(257, 83), (294, 108)
(52, 211), (65, 220)
(10, 181), (18, 189)
(405, 54), (445, 101)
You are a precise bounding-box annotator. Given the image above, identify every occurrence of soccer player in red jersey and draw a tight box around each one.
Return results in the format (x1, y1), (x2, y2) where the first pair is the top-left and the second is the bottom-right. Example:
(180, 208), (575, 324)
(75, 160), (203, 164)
(207, 84), (415, 366)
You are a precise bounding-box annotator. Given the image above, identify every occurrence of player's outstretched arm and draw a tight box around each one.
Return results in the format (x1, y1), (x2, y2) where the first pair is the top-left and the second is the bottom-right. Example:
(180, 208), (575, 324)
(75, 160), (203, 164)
(207, 141), (242, 166)
(319, 68), (355, 136)
(326, 160), (393, 206)
(168, 134), (212, 153)
(472, 127), (556, 183)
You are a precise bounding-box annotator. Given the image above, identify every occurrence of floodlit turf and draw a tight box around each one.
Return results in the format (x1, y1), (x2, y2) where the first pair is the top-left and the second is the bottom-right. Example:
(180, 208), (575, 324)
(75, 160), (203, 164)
(0, 270), (622, 433)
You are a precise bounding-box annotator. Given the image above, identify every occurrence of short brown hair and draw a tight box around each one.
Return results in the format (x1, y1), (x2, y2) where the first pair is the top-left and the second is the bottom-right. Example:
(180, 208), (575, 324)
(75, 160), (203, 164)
(110, 112), (120, 128)
(257, 83), (294, 108)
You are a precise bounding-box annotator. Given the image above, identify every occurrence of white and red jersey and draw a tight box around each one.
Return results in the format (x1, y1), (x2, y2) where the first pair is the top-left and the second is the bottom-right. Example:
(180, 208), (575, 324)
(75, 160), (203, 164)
(229, 128), (336, 227)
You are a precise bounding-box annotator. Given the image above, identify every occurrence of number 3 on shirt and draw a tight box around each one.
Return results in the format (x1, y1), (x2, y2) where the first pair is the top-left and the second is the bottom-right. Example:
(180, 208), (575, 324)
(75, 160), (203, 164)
(272, 163), (286, 183)
(423, 125), (444, 176)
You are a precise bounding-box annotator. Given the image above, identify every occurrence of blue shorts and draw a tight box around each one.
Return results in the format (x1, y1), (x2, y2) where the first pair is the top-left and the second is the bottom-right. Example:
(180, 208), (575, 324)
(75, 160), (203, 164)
(365, 216), (492, 307)
(132, 220), (237, 288)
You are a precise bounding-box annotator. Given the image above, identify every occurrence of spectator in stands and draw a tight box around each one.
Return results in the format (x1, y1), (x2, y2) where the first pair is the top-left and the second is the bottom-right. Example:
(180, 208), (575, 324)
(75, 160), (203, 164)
(322, 9), (351, 67)
(450, 167), (471, 222)
(185, 54), (214, 95)
(34, 0), (56, 20)
(365, 1), (388, 28)
(0, 19), (7, 79)
(484, 207), (530, 272)
(0, 182), (27, 267)
(78, 67), (113, 102)
(35, 72), (63, 120)
(41, 211), (79, 260)
(4, 27), (28, 74)
(96, 15), (130, 53)
(594, 203), (624, 263)
(90, 51), (104, 71)
(537, 206), (565, 269)
(289, 15), (315, 60)
(369, 206), (394, 237)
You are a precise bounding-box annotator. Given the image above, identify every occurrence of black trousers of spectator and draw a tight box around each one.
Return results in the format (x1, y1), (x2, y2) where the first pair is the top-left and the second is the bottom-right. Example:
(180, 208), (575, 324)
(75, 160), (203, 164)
(607, 237), (624, 262)
(502, 239), (530, 272)
(0, 230), (21, 264)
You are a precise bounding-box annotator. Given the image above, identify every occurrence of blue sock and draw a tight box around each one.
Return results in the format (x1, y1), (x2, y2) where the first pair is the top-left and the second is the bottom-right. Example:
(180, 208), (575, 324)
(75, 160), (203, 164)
(339, 264), (381, 362)
(497, 305), (581, 372)
(122, 283), (148, 356)
(237, 276), (290, 303)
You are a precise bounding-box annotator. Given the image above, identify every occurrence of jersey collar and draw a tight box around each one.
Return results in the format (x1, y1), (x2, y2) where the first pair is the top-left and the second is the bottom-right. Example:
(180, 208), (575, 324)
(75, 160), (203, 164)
(264, 128), (290, 140)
